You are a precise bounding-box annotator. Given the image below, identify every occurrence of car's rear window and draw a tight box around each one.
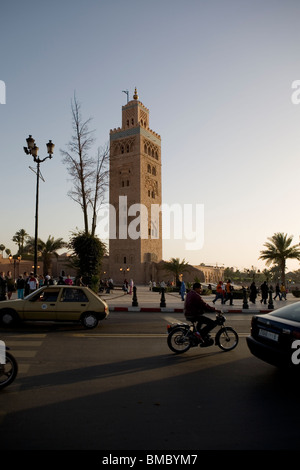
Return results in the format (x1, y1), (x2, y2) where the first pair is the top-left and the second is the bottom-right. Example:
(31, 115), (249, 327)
(270, 302), (300, 322)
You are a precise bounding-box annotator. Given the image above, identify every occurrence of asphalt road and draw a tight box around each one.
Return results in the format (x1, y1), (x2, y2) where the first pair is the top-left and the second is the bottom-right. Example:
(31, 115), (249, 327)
(1, 311), (300, 451)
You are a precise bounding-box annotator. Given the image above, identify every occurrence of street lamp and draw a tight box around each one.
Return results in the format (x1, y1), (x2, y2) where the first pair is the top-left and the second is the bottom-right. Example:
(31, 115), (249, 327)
(8, 255), (21, 279)
(24, 135), (54, 276)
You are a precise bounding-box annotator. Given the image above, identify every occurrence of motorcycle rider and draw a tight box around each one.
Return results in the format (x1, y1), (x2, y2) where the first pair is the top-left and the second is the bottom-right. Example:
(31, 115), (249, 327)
(184, 282), (220, 345)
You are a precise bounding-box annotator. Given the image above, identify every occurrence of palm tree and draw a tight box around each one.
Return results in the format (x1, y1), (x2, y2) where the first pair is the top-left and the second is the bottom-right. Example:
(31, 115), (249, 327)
(259, 232), (300, 284)
(12, 228), (29, 255)
(25, 236), (67, 275)
(163, 257), (190, 286)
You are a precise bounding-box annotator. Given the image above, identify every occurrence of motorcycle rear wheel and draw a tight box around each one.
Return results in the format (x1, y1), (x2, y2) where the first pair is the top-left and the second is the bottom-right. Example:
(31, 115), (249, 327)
(167, 327), (191, 354)
(215, 327), (239, 351)
(0, 351), (18, 389)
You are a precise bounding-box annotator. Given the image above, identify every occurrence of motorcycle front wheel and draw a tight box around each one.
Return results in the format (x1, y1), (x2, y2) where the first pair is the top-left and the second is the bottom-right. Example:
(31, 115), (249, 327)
(167, 327), (191, 354)
(215, 327), (239, 351)
(0, 351), (18, 389)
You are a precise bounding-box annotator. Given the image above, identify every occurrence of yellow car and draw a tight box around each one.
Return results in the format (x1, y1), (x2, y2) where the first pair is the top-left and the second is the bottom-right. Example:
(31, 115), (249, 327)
(0, 285), (109, 329)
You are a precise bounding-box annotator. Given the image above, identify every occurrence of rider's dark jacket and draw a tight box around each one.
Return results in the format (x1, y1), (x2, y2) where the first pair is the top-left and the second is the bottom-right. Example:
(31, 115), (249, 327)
(184, 290), (216, 319)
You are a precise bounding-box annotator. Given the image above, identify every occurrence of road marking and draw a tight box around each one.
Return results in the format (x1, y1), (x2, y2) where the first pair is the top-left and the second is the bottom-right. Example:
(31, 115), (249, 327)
(13, 350), (38, 358)
(67, 333), (167, 337)
(5, 341), (43, 347)
(65, 333), (249, 338)
(1, 335), (46, 380)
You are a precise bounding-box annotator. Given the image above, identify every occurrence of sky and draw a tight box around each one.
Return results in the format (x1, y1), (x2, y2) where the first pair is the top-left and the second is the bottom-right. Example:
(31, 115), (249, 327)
(1, 0), (300, 273)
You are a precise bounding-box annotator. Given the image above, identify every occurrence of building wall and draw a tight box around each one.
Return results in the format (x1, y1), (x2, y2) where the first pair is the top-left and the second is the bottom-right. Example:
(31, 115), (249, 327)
(0, 253), (76, 280)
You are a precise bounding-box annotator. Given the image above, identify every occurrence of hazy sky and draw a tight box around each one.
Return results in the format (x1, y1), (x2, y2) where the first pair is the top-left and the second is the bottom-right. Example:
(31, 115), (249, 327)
(1, 0), (300, 272)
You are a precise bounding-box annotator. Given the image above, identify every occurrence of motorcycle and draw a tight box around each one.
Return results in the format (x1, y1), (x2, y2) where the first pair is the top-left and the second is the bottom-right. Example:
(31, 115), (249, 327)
(167, 312), (239, 354)
(0, 347), (18, 389)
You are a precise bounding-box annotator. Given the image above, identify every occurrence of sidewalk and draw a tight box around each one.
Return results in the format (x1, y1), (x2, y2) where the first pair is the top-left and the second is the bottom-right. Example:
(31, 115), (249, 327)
(100, 285), (299, 314)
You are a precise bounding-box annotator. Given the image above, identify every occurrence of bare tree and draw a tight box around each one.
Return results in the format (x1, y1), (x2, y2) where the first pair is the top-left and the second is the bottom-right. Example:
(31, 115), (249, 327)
(90, 144), (109, 237)
(60, 93), (96, 234)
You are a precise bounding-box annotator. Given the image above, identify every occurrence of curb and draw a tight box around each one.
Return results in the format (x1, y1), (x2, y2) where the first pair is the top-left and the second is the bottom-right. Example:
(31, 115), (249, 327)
(110, 306), (274, 314)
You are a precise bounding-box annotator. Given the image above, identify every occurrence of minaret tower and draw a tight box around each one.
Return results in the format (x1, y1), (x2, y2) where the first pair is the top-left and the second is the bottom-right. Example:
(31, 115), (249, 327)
(109, 88), (162, 283)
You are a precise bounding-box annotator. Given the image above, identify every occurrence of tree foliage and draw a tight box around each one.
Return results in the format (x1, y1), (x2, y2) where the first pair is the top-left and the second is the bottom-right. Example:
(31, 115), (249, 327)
(259, 232), (300, 283)
(68, 231), (107, 290)
(25, 235), (67, 275)
(12, 228), (29, 255)
(163, 257), (190, 285)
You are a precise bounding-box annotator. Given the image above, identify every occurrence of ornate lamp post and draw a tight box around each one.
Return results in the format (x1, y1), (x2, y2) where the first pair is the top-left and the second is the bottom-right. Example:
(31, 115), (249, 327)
(8, 255), (21, 280)
(24, 135), (54, 276)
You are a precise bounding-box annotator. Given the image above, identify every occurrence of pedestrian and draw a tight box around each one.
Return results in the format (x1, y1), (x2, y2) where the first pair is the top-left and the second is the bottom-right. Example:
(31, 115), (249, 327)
(38, 275), (44, 288)
(260, 281), (269, 304)
(149, 280), (152, 291)
(123, 279), (129, 293)
(0, 272), (7, 301)
(24, 272), (30, 296)
(129, 279), (134, 295)
(75, 275), (84, 286)
(180, 280), (186, 301)
(274, 283), (281, 301)
(6, 271), (15, 300)
(280, 283), (287, 300)
(16, 274), (25, 299)
(224, 279), (234, 306)
(28, 272), (38, 293)
(249, 281), (257, 304)
(213, 281), (224, 304)
(64, 275), (73, 285)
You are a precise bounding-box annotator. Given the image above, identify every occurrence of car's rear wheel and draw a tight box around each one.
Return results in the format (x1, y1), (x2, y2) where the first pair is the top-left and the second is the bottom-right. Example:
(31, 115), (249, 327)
(0, 309), (19, 327)
(81, 312), (99, 329)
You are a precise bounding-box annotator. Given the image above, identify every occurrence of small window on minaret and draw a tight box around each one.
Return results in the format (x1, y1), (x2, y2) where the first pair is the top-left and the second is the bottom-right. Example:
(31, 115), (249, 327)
(127, 120), (129, 126)
(121, 146), (124, 154)
(124, 257), (127, 264)
(131, 118), (134, 125)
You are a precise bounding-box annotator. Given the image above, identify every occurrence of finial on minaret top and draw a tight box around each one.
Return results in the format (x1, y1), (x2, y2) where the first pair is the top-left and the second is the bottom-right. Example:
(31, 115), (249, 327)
(133, 87), (139, 100)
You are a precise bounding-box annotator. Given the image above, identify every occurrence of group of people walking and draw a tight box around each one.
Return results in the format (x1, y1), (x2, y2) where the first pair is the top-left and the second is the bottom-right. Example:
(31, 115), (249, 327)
(249, 280), (287, 304)
(212, 280), (235, 305)
(0, 271), (38, 300)
(0, 271), (76, 301)
(178, 278), (288, 306)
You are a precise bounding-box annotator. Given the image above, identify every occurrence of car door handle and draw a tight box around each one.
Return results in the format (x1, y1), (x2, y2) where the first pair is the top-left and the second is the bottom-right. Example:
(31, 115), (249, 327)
(81, 304), (87, 306)
(50, 304), (55, 306)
